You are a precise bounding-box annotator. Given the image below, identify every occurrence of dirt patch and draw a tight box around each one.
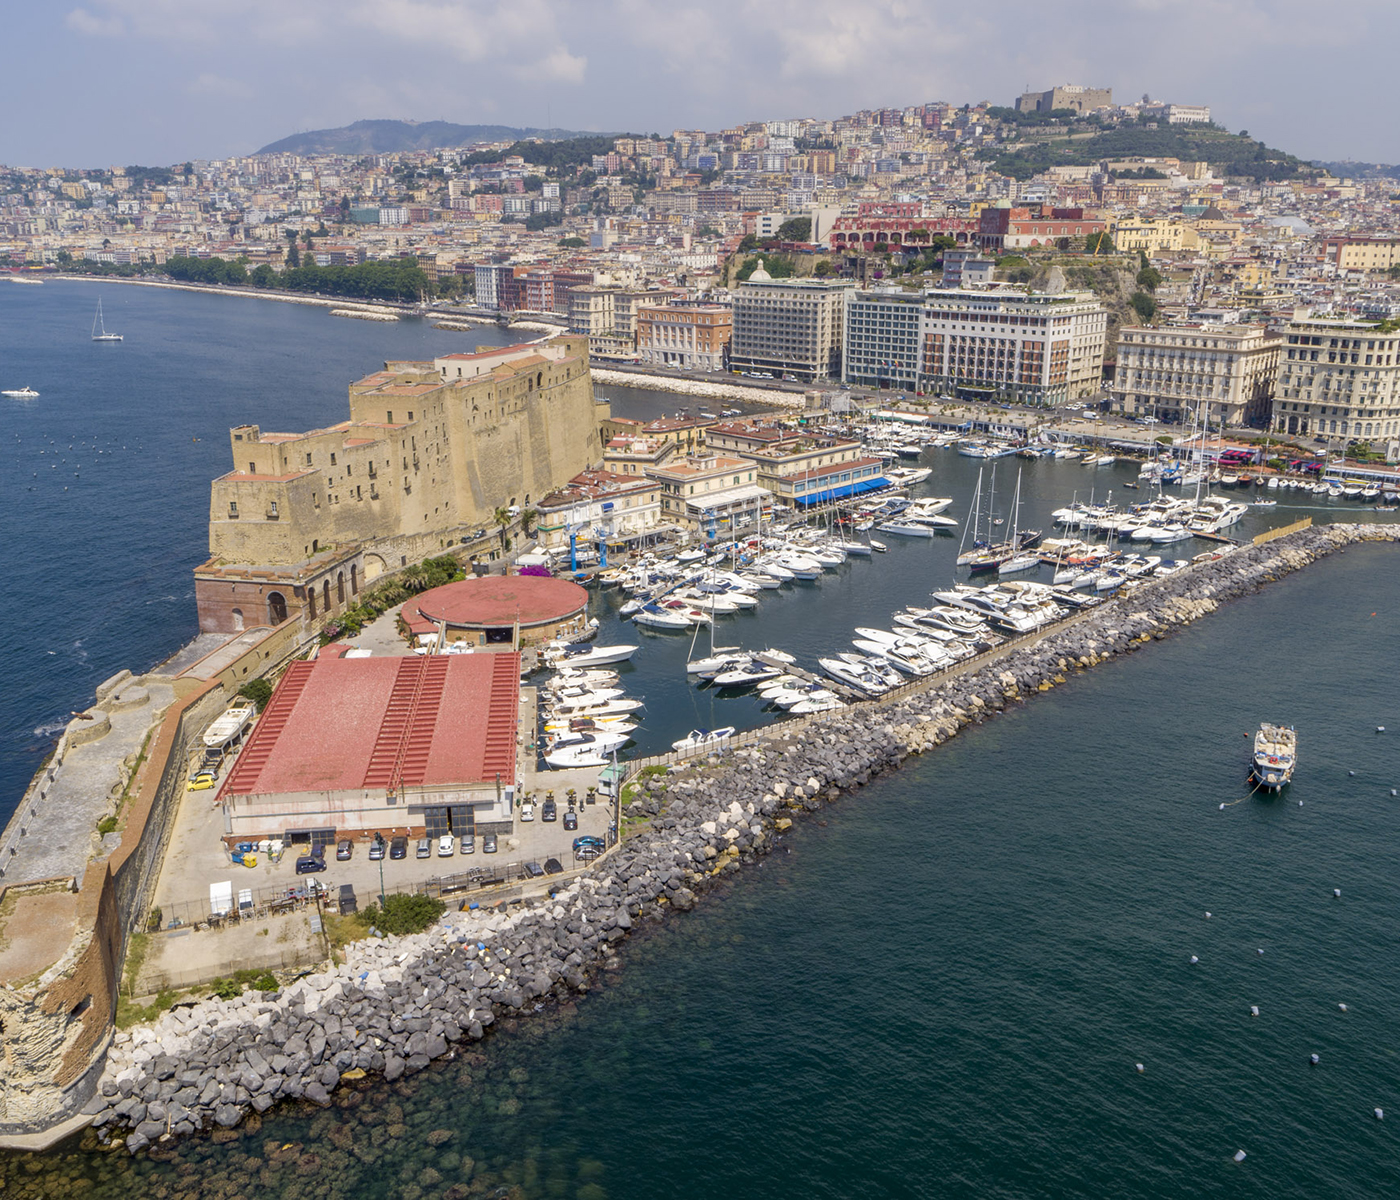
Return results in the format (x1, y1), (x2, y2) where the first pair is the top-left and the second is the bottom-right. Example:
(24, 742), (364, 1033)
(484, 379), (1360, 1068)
(0, 887), (79, 985)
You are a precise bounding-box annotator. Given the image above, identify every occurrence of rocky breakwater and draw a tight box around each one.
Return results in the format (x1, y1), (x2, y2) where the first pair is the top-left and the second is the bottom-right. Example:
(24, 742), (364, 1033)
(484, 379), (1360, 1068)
(86, 523), (1396, 1154)
(590, 366), (804, 408)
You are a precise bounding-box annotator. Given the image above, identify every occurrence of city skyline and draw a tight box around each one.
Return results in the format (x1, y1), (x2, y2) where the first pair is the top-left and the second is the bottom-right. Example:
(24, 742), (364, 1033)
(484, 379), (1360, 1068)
(6, 0), (1399, 167)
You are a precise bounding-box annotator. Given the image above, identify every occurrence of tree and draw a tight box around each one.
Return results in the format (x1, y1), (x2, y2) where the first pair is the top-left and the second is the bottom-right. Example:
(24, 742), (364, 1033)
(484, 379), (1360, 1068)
(736, 233), (759, 253)
(813, 259), (834, 277)
(558, 236), (585, 248)
(1129, 291), (1157, 322)
(1136, 266), (1163, 292)
(776, 216), (811, 242)
(493, 506), (511, 550)
(1085, 231), (1115, 254)
(696, 224), (720, 238)
(357, 892), (446, 935)
(237, 678), (274, 712)
(286, 240), (300, 268)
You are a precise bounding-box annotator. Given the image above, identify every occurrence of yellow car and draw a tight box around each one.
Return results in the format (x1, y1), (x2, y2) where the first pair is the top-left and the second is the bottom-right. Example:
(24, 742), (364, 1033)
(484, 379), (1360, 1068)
(187, 772), (218, 791)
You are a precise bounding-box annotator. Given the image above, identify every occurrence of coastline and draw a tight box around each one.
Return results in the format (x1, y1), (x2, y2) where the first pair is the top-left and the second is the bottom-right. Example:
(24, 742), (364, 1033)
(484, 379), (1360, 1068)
(47, 274), (417, 320)
(76, 522), (1399, 1156)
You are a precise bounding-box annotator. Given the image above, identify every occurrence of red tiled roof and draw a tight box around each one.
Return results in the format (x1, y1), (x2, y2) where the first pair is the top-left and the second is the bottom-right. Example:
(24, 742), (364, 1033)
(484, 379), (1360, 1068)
(404, 575), (588, 631)
(218, 654), (519, 798)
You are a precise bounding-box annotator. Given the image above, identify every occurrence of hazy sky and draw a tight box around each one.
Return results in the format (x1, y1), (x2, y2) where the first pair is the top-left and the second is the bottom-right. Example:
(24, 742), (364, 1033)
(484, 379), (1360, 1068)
(5, 0), (1396, 167)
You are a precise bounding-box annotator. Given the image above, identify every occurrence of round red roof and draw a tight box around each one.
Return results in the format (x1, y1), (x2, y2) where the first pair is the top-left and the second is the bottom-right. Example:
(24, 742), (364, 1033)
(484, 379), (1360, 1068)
(411, 575), (589, 629)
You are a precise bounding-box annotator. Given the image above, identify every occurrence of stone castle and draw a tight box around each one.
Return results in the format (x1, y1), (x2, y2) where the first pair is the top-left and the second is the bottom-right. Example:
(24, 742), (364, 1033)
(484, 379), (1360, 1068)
(195, 336), (603, 635)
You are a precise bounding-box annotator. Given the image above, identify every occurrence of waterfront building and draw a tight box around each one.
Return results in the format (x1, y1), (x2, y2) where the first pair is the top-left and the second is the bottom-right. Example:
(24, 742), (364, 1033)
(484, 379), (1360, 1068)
(602, 433), (680, 477)
(918, 287), (1107, 404)
(648, 452), (770, 534)
(195, 337), (601, 636)
(1113, 323), (1283, 427)
(635, 302), (732, 372)
(569, 285), (676, 359)
(842, 288), (924, 392)
(707, 420), (886, 508)
(1274, 316), (1400, 448)
(534, 468), (666, 552)
(215, 652), (520, 844)
(729, 266), (854, 382)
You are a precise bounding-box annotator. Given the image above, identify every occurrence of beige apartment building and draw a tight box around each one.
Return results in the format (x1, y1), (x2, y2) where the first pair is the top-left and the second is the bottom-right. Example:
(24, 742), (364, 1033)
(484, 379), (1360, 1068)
(648, 452), (770, 534)
(1323, 237), (1400, 274)
(569, 285), (677, 358)
(706, 421), (886, 508)
(1273, 317), (1400, 445)
(636, 302), (732, 372)
(1113, 324), (1282, 427)
(1109, 217), (1197, 255)
(729, 266), (854, 382)
(534, 468), (664, 552)
(919, 288), (1108, 405)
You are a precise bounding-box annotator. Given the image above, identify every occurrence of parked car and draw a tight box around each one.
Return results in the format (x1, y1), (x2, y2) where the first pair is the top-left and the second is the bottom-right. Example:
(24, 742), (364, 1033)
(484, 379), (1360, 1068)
(572, 835), (606, 853)
(336, 839), (353, 861)
(460, 834), (475, 855)
(368, 835), (386, 861)
(519, 801), (535, 822)
(482, 833), (498, 854)
(416, 837), (431, 859)
(389, 836), (408, 860)
(523, 861), (545, 878)
(337, 884), (358, 915)
(563, 810), (578, 831)
(187, 771), (218, 791)
(543, 858), (564, 875)
(437, 834), (455, 857)
(295, 854), (326, 875)
(541, 798), (557, 822)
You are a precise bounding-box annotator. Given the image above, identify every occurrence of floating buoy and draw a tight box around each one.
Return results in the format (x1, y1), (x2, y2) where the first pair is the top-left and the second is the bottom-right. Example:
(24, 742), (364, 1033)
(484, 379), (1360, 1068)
(1135, 1062), (1145, 1073)
(1334, 888), (1341, 898)
(1378, 726), (1386, 733)
(1375, 1108), (1385, 1120)
(1257, 948), (1265, 955)
(1310, 1053), (1320, 1065)
(1190, 955), (1199, 965)
(1349, 770), (1356, 776)
(1233, 1149), (1247, 1163)
(1205, 911), (1212, 918)
(1250, 1005), (1260, 1017)
(1391, 789), (1397, 797)
(1339, 1003), (1349, 1012)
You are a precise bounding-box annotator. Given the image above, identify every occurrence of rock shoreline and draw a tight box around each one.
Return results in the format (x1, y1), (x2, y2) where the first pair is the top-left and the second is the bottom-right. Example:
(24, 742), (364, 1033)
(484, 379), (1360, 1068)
(87, 523), (1397, 1154)
(591, 367), (805, 407)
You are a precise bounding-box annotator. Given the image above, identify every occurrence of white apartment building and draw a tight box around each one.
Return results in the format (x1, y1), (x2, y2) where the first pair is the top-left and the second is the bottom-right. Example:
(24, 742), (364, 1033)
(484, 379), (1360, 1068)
(729, 265), (854, 382)
(918, 289), (1107, 404)
(1114, 324), (1282, 427)
(843, 289), (923, 391)
(1274, 317), (1400, 446)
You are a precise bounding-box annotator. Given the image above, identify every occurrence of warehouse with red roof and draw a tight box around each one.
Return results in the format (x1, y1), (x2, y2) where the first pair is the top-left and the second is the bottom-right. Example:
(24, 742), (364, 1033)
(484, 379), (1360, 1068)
(216, 652), (520, 845)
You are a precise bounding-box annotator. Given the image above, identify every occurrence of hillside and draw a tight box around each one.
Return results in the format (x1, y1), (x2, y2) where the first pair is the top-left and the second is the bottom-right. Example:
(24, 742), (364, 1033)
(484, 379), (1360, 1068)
(255, 119), (605, 156)
(977, 124), (1315, 182)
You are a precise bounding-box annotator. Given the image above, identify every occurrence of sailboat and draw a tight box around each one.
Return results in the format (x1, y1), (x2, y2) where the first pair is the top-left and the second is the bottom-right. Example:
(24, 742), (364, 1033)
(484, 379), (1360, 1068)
(91, 299), (122, 342)
(998, 472), (1040, 575)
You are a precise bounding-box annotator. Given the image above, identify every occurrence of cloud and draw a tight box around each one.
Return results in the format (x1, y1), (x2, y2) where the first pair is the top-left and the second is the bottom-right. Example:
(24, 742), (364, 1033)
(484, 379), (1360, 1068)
(65, 7), (125, 36)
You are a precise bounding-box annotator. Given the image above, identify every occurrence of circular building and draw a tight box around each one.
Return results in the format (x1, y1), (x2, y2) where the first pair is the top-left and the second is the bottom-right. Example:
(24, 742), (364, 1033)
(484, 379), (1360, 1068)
(402, 574), (591, 647)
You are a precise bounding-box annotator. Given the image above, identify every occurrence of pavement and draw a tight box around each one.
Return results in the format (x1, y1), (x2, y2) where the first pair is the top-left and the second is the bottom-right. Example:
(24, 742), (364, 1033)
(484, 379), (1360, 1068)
(2, 678), (175, 888)
(340, 606), (412, 656)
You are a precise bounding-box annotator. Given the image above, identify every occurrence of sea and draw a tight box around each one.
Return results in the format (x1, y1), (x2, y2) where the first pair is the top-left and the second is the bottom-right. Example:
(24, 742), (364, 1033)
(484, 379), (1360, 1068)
(2, 280), (1399, 1196)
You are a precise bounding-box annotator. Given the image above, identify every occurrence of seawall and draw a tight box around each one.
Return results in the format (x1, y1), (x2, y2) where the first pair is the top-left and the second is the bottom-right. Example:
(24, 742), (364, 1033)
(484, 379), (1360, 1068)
(77, 523), (1398, 1154)
(591, 367), (807, 408)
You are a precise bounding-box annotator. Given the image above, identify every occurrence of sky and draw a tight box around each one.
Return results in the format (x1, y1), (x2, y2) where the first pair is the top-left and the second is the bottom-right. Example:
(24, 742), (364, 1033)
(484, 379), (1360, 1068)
(3, 0), (1396, 168)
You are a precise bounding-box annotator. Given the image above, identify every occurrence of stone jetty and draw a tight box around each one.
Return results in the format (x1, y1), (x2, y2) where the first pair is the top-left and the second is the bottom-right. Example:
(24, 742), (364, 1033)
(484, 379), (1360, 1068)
(86, 523), (1397, 1153)
(591, 366), (805, 408)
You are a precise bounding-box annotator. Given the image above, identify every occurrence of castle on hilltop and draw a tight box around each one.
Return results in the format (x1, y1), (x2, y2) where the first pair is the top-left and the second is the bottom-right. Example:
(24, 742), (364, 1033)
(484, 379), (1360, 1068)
(195, 335), (602, 635)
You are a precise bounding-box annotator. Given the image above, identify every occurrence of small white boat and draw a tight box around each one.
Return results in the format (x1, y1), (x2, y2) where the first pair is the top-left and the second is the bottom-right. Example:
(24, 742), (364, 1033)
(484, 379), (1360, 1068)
(877, 520), (936, 538)
(1, 386), (39, 398)
(868, 539), (888, 553)
(543, 744), (612, 769)
(1252, 499), (1277, 508)
(203, 704), (255, 749)
(671, 727), (736, 753)
(998, 555), (1040, 575)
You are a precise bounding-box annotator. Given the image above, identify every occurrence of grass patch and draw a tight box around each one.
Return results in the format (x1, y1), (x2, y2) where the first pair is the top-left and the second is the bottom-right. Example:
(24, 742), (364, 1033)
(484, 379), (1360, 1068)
(117, 988), (178, 1028)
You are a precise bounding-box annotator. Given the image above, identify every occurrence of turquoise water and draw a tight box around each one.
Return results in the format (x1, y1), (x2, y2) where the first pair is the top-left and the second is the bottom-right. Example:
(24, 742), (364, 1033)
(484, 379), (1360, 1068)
(5, 544), (1398, 1197)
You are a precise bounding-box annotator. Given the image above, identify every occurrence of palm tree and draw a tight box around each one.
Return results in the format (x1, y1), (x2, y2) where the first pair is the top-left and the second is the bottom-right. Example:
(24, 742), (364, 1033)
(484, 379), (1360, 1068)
(493, 506), (511, 552)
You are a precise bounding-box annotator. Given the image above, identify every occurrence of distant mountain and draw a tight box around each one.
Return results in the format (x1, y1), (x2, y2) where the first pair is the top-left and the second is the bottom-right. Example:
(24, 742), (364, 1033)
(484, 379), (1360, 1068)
(1311, 160), (1400, 180)
(255, 119), (606, 156)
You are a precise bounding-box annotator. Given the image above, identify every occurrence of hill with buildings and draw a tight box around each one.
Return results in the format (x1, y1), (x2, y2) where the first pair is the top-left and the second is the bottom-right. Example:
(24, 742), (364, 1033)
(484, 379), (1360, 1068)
(255, 119), (604, 155)
(979, 124), (1315, 182)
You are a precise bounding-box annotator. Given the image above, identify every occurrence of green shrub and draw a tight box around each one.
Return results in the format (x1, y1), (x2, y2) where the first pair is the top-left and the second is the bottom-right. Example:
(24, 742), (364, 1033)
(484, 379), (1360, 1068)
(356, 892), (446, 935)
(97, 815), (118, 836)
(238, 678), (274, 712)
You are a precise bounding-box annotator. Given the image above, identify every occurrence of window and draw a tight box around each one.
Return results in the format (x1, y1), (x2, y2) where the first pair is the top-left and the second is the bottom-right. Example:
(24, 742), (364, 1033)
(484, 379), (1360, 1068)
(386, 411), (393, 422)
(228, 501), (238, 517)
(330, 453), (337, 466)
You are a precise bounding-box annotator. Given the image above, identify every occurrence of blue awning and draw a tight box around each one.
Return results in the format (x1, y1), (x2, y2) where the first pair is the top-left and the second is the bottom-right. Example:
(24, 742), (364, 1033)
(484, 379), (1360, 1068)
(793, 476), (889, 507)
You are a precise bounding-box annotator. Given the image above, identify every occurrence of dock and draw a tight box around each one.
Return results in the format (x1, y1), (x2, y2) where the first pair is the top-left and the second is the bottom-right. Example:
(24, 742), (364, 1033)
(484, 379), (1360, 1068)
(754, 653), (863, 703)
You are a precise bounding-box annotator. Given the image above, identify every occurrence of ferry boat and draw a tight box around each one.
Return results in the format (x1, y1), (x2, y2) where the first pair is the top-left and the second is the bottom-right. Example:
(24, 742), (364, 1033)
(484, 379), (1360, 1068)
(1252, 723), (1297, 790)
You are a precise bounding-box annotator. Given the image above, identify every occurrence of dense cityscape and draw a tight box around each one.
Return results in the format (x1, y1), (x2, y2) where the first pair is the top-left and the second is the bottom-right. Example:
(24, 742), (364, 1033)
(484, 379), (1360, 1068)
(3, 65), (1400, 1199)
